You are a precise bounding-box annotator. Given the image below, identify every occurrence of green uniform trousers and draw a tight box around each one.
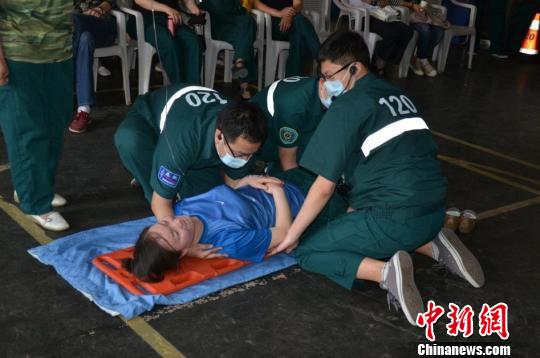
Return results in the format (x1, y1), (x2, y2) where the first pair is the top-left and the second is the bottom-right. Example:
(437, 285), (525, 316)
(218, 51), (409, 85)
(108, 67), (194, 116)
(200, 0), (258, 83)
(296, 206), (445, 290)
(210, 15), (257, 83)
(271, 14), (320, 77)
(0, 59), (73, 215)
(127, 15), (202, 85)
(114, 106), (224, 203)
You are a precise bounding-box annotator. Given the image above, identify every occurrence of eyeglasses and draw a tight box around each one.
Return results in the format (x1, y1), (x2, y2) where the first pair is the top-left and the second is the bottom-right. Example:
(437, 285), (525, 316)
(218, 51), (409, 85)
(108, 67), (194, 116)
(223, 135), (252, 160)
(320, 61), (354, 81)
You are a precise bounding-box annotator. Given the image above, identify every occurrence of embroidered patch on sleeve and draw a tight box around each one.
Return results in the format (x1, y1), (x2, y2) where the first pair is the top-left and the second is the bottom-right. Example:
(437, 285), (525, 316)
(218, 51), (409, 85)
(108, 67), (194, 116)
(279, 127), (299, 145)
(158, 166), (181, 188)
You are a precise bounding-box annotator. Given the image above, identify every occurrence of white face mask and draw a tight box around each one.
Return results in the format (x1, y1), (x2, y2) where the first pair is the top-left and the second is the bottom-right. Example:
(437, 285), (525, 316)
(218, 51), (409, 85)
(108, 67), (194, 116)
(219, 137), (249, 168)
(320, 66), (350, 108)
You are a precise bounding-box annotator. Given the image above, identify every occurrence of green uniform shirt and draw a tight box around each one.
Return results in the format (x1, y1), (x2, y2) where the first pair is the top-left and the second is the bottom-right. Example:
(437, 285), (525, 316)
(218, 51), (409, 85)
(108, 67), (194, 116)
(139, 84), (251, 200)
(301, 73), (447, 210)
(199, 0), (246, 20)
(0, 0), (72, 63)
(251, 76), (325, 157)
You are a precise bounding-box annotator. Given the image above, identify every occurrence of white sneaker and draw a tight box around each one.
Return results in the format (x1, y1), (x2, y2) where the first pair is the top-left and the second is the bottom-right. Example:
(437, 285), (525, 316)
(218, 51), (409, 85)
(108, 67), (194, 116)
(14, 191), (67, 208)
(29, 211), (70, 231)
(419, 59), (437, 77)
(98, 65), (111, 77)
(411, 61), (424, 76)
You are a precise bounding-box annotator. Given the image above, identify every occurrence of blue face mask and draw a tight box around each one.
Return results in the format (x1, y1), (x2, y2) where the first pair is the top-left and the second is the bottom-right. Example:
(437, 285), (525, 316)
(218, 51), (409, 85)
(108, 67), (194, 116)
(320, 69), (349, 108)
(324, 79), (346, 97)
(219, 154), (248, 169)
(219, 137), (249, 168)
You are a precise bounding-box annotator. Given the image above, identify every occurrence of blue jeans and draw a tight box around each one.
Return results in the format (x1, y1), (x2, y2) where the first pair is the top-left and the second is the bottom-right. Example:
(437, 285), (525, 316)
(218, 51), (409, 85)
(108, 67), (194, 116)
(73, 14), (117, 107)
(412, 23), (445, 59)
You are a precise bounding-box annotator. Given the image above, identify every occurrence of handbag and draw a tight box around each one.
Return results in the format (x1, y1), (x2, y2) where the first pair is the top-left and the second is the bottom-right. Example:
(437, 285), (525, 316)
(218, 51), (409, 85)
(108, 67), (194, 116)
(410, 5), (450, 29)
(348, 0), (401, 22)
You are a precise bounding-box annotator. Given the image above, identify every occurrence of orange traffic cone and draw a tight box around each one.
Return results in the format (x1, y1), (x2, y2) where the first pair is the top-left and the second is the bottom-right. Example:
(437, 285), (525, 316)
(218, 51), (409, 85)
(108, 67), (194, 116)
(520, 13), (540, 55)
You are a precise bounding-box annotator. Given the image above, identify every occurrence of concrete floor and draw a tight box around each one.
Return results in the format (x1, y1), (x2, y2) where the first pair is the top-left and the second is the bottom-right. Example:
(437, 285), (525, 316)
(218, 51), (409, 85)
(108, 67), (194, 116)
(0, 47), (539, 357)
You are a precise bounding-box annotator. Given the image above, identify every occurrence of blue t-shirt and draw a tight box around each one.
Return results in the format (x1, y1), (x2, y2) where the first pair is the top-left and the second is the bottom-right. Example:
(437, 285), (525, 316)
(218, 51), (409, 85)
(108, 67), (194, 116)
(173, 184), (304, 262)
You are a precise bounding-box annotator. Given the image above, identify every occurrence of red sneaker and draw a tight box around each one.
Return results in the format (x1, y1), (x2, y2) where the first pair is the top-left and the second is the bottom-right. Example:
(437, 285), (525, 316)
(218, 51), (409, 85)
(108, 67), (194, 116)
(68, 111), (91, 133)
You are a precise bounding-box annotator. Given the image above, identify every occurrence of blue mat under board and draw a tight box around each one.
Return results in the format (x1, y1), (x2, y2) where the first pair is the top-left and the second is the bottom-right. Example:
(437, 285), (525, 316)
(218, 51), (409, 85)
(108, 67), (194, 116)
(28, 217), (297, 319)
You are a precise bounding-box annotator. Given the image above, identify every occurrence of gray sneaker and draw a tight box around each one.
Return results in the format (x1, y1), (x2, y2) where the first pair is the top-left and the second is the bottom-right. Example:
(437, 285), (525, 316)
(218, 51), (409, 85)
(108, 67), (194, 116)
(380, 250), (424, 326)
(432, 228), (485, 288)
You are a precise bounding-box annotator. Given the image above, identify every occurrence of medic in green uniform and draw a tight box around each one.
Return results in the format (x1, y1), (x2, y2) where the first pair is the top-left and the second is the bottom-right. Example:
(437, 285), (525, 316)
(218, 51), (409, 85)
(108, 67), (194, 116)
(272, 31), (485, 326)
(0, 0), (73, 231)
(128, 0), (202, 85)
(251, 75), (349, 228)
(115, 84), (281, 221)
(198, 0), (257, 99)
(250, 76), (325, 173)
(253, 0), (320, 83)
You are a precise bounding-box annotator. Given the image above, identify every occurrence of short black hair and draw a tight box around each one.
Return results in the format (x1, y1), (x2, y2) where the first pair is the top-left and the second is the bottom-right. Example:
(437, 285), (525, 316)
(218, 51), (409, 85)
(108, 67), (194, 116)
(123, 226), (181, 282)
(216, 102), (267, 144)
(318, 30), (371, 68)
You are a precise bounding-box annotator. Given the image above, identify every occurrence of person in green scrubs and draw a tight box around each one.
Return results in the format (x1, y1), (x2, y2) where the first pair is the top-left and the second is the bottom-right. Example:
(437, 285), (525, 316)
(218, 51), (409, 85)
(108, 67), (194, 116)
(0, 0), (73, 231)
(114, 84), (282, 221)
(272, 31), (485, 326)
(198, 0), (257, 99)
(250, 75), (326, 173)
(253, 0), (320, 79)
(250, 75), (349, 232)
(129, 0), (202, 84)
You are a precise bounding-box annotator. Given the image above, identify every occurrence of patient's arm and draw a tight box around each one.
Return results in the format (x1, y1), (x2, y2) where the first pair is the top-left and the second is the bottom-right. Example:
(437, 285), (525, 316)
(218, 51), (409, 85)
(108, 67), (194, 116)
(225, 173), (283, 190)
(267, 183), (293, 249)
(187, 243), (228, 259)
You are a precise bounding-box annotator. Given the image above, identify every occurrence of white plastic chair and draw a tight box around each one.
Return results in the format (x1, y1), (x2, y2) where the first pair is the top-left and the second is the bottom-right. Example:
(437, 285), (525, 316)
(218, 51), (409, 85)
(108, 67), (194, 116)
(334, 0), (418, 79)
(334, 0), (381, 59)
(393, 6), (419, 78)
(261, 12), (290, 86)
(303, 0), (332, 41)
(93, 10), (132, 105)
(118, 0), (169, 95)
(435, 0), (476, 72)
(204, 10), (265, 90)
(203, 12), (235, 88)
(251, 9), (265, 90)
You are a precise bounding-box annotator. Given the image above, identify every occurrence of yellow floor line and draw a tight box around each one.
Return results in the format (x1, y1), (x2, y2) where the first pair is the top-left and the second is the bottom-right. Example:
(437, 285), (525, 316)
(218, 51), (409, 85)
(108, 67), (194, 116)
(0, 196), (185, 358)
(432, 130), (540, 170)
(0, 163), (10, 173)
(477, 196), (540, 220)
(438, 155), (540, 195)
(467, 162), (540, 186)
(0, 197), (52, 245)
(122, 317), (186, 358)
